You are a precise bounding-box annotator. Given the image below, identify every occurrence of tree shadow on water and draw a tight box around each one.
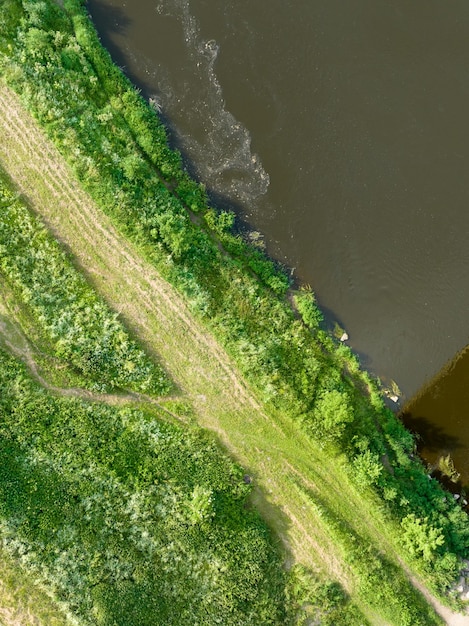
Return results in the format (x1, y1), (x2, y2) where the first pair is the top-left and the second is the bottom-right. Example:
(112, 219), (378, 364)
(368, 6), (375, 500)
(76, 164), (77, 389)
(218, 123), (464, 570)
(400, 411), (463, 454)
(84, 1), (159, 91)
(86, 0), (132, 39)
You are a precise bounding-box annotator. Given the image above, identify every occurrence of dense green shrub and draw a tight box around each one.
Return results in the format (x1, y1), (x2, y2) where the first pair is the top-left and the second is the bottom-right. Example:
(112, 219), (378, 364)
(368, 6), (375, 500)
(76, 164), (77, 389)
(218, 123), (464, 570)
(285, 564), (366, 626)
(292, 287), (324, 330)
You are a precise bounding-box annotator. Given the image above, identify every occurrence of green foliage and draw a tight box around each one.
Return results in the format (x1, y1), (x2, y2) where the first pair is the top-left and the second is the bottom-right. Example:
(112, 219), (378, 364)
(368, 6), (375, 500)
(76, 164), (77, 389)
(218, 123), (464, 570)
(352, 449), (383, 487)
(0, 1), (24, 51)
(285, 564), (367, 625)
(431, 551), (461, 589)
(1, 0), (469, 608)
(437, 454), (461, 483)
(0, 174), (170, 395)
(176, 176), (208, 213)
(293, 286), (323, 330)
(296, 487), (443, 626)
(401, 514), (445, 562)
(204, 208), (236, 235)
(312, 389), (354, 443)
(0, 348), (287, 625)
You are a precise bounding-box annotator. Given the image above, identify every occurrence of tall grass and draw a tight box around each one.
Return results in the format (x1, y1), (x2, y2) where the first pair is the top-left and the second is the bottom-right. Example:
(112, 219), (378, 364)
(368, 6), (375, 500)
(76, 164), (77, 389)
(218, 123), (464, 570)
(0, 348), (290, 625)
(0, 171), (170, 395)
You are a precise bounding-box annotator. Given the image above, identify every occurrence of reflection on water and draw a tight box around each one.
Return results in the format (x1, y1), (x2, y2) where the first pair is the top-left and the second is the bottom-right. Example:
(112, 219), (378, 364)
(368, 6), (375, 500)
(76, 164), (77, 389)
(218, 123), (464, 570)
(401, 345), (469, 487)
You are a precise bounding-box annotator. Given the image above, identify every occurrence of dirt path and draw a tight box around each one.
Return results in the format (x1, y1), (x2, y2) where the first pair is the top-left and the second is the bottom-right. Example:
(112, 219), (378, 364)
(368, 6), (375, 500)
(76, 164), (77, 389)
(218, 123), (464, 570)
(0, 82), (467, 625)
(0, 297), (187, 424)
(0, 87), (254, 411)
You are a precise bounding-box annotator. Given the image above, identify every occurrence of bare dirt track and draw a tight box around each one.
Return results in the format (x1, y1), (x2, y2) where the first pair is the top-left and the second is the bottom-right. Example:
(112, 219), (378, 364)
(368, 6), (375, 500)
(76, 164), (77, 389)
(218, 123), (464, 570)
(0, 82), (467, 625)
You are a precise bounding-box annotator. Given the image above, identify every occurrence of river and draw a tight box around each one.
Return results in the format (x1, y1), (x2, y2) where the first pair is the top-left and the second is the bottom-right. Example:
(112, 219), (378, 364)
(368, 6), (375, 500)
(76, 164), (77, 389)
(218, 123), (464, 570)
(86, 0), (469, 483)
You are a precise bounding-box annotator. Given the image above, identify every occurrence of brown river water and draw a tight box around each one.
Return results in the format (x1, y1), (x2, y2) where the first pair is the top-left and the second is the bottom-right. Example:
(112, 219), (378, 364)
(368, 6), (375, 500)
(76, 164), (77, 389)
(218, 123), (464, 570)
(86, 0), (469, 483)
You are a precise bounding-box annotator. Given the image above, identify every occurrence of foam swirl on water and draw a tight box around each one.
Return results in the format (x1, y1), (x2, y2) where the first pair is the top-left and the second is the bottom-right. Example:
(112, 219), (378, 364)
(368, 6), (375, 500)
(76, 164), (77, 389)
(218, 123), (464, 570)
(151, 0), (270, 207)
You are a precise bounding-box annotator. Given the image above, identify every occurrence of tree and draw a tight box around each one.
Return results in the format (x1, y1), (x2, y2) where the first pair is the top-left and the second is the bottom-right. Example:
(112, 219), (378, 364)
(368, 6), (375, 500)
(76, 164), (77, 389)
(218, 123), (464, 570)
(313, 389), (354, 443)
(401, 514), (444, 562)
(352, 450), (382, 487)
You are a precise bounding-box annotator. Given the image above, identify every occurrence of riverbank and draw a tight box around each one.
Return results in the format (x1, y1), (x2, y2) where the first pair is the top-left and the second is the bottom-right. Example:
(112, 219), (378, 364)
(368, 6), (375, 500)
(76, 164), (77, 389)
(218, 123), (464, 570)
(1, 1), (469, 623)
(0, 80), (371, 623)
(0, 80), (369, 624)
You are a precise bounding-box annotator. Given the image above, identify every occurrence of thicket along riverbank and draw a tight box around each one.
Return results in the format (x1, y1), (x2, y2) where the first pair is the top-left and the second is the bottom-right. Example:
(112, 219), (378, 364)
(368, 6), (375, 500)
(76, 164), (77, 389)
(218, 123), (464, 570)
(1, 0), (469, 623)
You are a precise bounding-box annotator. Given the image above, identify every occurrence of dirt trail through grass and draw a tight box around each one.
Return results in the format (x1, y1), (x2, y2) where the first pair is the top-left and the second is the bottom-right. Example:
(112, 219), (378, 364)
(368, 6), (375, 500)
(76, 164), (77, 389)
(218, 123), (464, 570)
(0, 82), (465, 624)
(0, 291), (191, 426)
(0, 89), (253, 411)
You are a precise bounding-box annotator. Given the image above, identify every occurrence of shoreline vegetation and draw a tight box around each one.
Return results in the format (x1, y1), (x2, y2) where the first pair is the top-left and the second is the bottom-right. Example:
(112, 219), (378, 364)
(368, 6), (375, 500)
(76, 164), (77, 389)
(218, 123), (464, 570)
(0, 0), (468, 623)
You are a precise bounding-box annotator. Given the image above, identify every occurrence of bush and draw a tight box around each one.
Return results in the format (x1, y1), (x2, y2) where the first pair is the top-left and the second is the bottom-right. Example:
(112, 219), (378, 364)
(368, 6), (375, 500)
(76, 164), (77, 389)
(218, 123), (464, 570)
(293, 287), (323, 330)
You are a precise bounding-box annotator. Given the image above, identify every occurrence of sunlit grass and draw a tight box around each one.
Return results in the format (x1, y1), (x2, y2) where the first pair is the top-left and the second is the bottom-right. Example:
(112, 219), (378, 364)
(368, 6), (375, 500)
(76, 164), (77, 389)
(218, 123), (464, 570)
(0, 549), (70, 626)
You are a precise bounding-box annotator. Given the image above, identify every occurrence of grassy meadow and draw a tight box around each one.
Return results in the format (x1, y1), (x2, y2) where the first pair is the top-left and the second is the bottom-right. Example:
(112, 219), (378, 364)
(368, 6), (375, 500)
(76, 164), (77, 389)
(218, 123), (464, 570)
(0, 0), (467, 623)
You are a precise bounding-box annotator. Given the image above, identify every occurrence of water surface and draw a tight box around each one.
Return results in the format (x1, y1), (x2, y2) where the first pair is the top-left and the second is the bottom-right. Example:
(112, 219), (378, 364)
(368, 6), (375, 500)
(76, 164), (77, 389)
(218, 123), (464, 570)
(402, 346), (469, 486)
(86, 0), (469, 463)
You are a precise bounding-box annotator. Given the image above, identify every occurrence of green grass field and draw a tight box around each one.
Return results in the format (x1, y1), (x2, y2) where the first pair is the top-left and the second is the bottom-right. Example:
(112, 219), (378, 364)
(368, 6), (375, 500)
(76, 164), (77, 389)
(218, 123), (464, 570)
(0, 1), (468, 624)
